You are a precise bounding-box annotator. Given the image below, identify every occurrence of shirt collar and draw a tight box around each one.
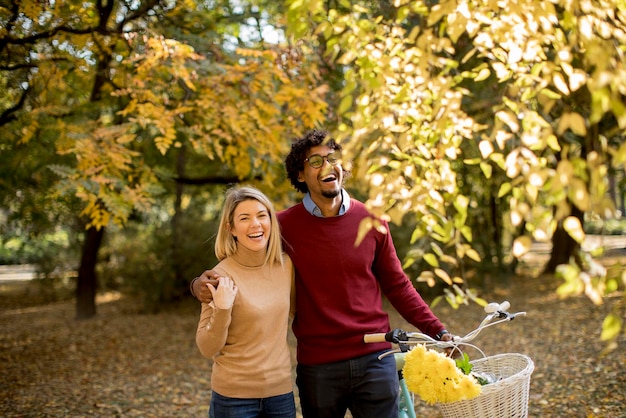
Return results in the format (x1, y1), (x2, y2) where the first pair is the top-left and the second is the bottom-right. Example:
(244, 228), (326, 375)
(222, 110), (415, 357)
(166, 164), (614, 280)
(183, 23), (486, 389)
(303, 189), (351, 217)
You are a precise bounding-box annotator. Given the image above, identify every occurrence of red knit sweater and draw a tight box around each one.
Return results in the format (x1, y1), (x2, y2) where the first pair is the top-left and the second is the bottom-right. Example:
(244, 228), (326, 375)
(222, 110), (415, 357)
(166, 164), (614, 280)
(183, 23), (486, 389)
(278, 199), (445, 365)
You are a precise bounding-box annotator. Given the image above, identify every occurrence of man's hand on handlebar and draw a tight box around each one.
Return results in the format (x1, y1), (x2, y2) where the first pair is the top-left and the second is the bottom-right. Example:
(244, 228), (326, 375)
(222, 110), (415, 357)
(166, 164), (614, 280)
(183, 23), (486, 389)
(192, 270), (220, 303)
(439, 332), (461, 358)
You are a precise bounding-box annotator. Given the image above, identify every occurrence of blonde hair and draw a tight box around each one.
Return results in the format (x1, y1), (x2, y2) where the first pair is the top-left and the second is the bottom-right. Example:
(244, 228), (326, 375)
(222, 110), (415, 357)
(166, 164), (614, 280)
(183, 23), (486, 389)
(214, 186), (284, 266)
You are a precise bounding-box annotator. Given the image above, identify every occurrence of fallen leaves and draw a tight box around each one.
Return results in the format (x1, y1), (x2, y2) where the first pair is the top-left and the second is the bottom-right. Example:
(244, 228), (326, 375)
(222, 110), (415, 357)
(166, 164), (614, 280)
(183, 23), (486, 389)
(1, 271), (624, 417)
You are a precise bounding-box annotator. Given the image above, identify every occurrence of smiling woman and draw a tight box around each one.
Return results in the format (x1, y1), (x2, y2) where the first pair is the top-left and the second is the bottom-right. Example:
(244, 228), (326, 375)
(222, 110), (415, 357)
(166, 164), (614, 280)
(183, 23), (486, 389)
(195, 185), (297, 418)
(229, 199), (271, 253)
(213, 187), (284, 267)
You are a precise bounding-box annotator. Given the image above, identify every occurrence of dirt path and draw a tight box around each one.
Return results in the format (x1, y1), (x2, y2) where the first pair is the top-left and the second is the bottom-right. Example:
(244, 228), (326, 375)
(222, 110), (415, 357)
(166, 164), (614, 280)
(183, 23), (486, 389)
(1, 246), (624, 417)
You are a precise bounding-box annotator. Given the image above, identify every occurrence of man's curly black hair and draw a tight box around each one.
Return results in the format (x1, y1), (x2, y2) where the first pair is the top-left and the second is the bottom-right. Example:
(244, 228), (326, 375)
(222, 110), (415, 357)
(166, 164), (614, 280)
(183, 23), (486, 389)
(285, 129), (346, 194)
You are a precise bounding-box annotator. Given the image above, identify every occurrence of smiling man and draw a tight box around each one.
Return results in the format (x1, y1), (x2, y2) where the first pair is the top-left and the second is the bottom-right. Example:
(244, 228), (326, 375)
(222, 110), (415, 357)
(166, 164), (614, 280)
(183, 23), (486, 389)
(276, 130), (453, 418)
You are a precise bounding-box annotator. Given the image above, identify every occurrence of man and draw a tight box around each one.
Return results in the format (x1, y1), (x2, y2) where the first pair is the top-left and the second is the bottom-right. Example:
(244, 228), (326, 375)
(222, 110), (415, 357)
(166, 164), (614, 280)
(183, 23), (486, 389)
(191, 129), (454, 418)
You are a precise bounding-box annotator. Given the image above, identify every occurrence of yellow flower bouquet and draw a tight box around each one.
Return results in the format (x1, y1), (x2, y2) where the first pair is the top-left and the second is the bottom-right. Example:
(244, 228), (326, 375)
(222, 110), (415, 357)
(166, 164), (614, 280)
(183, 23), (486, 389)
(403, 344), (482, 404)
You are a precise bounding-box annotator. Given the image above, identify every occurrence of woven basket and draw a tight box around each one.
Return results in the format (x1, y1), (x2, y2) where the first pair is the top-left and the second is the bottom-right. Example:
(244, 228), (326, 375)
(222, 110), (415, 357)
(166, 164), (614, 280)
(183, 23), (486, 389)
(438, 353), (534, 418)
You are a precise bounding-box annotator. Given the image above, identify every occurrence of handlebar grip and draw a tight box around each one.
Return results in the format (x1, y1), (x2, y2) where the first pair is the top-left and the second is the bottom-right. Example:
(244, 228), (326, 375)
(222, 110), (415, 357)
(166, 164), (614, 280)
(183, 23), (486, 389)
(364, 333), (388, 343)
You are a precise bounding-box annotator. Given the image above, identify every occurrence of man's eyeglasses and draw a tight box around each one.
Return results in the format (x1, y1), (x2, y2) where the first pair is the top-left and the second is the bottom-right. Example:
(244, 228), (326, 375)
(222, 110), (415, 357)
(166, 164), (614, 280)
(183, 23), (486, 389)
(304, 151), (341, 169)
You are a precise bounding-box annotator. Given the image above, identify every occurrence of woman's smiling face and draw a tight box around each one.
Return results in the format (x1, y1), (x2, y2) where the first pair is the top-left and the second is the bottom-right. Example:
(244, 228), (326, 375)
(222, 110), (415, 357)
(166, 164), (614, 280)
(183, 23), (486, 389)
(230, 199), (271, 252)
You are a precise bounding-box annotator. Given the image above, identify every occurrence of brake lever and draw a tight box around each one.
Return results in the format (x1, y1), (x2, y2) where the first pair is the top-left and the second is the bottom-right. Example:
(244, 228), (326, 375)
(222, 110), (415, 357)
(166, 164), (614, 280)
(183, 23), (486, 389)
(389, 328), (408, 344)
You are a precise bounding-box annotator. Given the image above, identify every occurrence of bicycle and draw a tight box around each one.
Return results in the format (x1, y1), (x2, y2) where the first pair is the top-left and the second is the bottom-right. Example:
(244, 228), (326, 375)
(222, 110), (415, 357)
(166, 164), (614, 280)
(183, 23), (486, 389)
(364, 301), (534, 418)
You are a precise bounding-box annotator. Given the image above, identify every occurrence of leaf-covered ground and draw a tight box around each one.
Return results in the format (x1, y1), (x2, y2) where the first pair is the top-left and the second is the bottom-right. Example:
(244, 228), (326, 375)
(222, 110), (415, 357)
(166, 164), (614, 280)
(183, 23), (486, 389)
(1, 248), (624, 418)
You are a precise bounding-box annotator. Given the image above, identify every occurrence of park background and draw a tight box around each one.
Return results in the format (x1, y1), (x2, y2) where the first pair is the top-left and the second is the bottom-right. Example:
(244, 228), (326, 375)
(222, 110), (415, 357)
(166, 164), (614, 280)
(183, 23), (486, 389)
(1, 0), (625, 417)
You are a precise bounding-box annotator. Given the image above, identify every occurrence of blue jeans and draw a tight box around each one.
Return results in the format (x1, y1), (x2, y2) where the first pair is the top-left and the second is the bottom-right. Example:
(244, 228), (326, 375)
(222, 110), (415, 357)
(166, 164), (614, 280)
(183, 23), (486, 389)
(296, 350), (399, 418)
(209, 391), (296, 418)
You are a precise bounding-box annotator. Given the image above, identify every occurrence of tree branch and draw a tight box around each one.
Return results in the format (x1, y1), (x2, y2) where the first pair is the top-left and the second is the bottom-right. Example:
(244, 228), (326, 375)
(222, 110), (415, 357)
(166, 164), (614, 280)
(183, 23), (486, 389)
(0, 88), (29, 126)
(174, 174), (263, 185)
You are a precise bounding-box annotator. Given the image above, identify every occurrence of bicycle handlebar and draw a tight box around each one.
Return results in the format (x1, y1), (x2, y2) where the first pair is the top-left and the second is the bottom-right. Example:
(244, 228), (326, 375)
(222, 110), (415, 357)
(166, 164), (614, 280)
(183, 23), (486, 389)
(363, 333), (387, 343)
(364, 328), (410, 344)
(363, 301), (526, 356)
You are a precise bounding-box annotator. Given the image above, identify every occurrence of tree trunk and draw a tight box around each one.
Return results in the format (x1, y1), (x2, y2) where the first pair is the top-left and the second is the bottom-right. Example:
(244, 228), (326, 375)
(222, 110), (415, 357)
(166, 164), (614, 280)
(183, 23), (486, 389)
(490, 193), (504, 270)
(542, 204), (584, 274)
(172, 144), (187, 285)
(75, 226), (105, 320)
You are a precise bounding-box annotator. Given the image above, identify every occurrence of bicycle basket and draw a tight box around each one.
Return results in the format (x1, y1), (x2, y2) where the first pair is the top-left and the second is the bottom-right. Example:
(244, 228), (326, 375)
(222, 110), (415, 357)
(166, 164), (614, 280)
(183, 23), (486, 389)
(438, 353), (534, 418)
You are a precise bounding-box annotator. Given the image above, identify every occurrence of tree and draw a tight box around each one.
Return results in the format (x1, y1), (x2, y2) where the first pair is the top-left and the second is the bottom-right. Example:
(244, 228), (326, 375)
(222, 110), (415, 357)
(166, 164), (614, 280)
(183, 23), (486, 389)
(286, 0), (625, 347)
(1, 0), (328, 318)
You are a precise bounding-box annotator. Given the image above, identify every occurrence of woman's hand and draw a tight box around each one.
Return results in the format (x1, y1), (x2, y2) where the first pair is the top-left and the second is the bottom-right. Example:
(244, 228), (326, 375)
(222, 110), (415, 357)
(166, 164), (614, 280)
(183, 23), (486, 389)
(210, 276), (238, 309)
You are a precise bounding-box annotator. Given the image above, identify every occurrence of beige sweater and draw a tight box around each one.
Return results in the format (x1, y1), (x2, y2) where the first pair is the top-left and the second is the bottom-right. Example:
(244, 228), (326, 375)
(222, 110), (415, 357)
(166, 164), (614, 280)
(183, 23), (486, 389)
(196, 246), (295, 398)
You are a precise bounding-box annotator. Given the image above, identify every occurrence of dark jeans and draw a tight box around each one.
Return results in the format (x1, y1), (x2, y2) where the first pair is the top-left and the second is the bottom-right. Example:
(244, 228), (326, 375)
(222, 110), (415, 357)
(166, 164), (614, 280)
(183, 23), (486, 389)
(209, 391), (296, 418)
(296, 350), (399, 418)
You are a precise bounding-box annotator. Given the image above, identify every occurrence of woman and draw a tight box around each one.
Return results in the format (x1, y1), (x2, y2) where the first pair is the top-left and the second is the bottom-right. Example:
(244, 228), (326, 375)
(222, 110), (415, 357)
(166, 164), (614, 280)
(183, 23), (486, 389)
(196, 186), (295, 418)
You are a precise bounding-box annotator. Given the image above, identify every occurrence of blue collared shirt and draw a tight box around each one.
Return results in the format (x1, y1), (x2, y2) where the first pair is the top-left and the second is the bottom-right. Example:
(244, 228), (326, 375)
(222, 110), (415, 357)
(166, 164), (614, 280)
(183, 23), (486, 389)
(303, 189), (351, 217)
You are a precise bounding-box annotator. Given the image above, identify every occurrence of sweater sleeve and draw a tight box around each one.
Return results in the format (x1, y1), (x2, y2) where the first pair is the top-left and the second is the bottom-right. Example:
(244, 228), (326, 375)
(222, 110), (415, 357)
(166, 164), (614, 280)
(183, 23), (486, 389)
(195, 301), (233, 359)
(374, 221), (445, 338)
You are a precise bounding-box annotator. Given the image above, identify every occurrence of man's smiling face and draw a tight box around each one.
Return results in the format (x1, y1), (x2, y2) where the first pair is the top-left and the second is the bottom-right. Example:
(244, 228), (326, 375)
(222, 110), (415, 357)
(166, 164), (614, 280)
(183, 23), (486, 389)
(298, 144), (343, 200)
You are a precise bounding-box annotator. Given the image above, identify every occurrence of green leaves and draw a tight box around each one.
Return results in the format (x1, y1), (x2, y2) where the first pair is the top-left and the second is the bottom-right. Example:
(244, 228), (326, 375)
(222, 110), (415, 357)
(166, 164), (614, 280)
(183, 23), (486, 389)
(455, 352), (473, 376)
(284, 0), (626, 352)
(601, 313), (623, 342)
(563, 217), (585, 244)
